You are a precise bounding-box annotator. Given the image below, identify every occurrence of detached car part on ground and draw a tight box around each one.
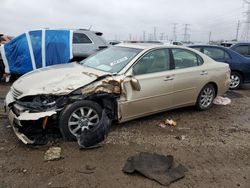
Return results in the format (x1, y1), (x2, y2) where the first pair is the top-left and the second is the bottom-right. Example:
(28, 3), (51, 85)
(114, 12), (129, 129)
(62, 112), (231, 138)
(5, 44), (230, 146)
(189, 45), (250, 90)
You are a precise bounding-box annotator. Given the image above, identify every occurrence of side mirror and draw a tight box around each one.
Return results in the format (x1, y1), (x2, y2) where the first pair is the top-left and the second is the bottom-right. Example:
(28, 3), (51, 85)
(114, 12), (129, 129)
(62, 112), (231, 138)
(126, 69), (141, 91)
(131, 77), (141, 91)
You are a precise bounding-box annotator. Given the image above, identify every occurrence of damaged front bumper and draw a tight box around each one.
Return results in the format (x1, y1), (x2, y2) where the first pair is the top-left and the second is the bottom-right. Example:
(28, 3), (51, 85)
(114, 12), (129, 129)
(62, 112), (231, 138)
(5, 91), (58, 144)
(7, 109), (35, 144)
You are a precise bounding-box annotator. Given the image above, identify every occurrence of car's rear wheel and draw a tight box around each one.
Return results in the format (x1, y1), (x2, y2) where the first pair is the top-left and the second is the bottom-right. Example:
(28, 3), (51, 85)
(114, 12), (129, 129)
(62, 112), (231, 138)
(230, 71), (242, 90)
(196, 84), (215, 111)
(59, 100), (102, 141)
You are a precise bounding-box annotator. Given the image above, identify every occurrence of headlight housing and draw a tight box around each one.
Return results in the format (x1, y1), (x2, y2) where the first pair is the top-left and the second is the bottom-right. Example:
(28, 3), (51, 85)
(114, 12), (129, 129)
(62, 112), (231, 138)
(15, 95), (67, 112)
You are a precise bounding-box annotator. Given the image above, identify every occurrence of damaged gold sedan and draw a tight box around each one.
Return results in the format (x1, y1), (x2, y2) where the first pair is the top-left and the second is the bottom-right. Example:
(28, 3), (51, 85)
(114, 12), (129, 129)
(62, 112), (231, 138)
(5, 44), (230, 145)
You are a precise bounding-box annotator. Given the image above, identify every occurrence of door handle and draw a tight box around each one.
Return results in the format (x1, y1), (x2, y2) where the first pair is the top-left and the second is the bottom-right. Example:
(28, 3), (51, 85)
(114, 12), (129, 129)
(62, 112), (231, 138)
(200, 71), (208, 75)
(164, 76), (174, 81)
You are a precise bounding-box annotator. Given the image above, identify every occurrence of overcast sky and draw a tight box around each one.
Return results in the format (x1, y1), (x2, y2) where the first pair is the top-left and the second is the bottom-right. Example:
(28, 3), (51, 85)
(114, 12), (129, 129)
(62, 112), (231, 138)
(0, 0), (246, 42)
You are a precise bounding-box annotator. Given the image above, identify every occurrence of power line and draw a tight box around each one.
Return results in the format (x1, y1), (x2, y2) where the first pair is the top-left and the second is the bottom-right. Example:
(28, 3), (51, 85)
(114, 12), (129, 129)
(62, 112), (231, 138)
(209, 31), (212, 44)
(172, 23), (178, 41)
(142, 31), (146, 41)
(241, 0), (250, 41)
(183, 24), (190, 42)
(236, 20), (240, 41)
(153, 27), (157, 40)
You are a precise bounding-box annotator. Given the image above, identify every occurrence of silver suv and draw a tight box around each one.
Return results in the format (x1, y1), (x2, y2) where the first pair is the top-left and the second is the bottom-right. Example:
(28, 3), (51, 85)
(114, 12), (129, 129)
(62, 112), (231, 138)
(72, 29), (108, 61)
(0, 30), (108, 80)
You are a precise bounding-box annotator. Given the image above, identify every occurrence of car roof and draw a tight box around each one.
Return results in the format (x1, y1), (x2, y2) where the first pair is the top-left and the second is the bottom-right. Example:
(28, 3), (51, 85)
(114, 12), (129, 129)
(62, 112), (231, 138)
(230, 42), (250, 47)
(116, 43), (186, 50)
(189, 44), (229, 49)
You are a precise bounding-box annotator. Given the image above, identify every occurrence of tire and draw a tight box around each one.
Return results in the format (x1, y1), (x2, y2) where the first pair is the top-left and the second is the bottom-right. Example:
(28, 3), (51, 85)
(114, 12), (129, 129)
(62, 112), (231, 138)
(196, 84), (215, 111)
(230, 71), (242, 90)
(59, 100), (102, 141)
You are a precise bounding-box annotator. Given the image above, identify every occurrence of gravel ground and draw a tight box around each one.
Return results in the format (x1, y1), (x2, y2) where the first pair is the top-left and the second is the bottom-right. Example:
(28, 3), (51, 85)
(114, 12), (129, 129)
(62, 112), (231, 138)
(0, 84), (250, 188)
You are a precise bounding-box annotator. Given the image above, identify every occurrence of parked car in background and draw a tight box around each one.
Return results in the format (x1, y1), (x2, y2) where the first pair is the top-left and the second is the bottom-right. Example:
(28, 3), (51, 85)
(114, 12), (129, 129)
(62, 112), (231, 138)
(220, 41), (237, 48)
(5, 44), (230, 144)
(189, 45), (250, 89)
(160, 40), (183, 45)
(0, 29), (109, 80)
(108, 40), (121, 45)
(230, 42), (250, 57)
(72, 29), (108, 61)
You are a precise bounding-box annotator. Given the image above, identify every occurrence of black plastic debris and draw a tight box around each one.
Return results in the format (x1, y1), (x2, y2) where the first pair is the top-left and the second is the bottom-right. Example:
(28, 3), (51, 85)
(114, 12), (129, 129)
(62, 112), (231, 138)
(122, 152), (187, 186)
(77, 110), (111, 149)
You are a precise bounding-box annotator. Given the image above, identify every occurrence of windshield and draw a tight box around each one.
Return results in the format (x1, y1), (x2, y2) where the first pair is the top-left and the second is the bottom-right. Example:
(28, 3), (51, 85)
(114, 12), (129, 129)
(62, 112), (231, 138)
(80, 46), (142, 73)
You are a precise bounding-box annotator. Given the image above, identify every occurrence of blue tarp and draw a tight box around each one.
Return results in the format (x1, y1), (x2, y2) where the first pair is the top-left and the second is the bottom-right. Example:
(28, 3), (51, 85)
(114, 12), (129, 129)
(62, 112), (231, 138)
(0, 29), (73, 74)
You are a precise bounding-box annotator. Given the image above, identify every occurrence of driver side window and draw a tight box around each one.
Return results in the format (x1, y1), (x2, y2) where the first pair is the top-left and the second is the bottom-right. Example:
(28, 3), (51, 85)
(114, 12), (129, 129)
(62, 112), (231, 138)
(133, 49), (170, 75)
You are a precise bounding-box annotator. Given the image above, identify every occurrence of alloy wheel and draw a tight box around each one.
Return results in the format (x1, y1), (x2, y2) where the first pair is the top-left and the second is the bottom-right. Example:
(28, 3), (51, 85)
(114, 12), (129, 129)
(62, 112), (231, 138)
(68, 107), (100, 137)
(200, 87), (214, 108)
(230, 74), (240, 89)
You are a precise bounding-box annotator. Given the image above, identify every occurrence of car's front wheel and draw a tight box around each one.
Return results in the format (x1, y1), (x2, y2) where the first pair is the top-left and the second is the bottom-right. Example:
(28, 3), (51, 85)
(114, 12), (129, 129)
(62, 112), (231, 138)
(59, 100), (102, 141)
(230, 71), (242, 90)
(196, 84), (215, 111)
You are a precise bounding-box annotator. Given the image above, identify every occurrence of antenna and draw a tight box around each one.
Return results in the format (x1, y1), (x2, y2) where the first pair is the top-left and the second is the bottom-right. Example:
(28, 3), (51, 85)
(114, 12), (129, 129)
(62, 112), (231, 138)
(88, 25), (92, 30)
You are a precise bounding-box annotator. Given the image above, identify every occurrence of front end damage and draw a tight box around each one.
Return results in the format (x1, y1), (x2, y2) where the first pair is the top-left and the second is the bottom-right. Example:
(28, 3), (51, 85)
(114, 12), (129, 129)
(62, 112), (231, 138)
(5, 91), (67, 144)
(5, 76), (123, 145)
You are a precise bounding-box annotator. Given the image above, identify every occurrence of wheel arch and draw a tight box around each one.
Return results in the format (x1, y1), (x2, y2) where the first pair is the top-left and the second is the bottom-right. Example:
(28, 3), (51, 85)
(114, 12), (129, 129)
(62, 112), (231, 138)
(204, 82), (218, 97)
(231, 70), (244, 82)
(196, 82), (217, 111)
(85, 93), (119, 122)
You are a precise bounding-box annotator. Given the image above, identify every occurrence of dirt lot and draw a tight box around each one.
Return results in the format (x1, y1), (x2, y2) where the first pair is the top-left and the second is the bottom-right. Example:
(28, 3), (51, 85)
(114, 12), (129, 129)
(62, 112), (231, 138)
(0, 84), (250, 188)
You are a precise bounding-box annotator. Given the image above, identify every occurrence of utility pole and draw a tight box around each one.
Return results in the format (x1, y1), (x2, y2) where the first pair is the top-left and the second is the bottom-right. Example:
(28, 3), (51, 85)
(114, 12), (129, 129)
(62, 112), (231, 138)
(183, 24), (190, 42)
(153, 27), (157, 41)
(241, 0), (250, 41)
(149, 33), (153, 41)
(172, 23), (178, 41)
(236, 20), (240, 41)
(142, 31), (146, 41)
(160, 33), (164, 40)
(165, 33), (168, 41)
(129, 33), (132, 41)
(209, 32), (211, 44)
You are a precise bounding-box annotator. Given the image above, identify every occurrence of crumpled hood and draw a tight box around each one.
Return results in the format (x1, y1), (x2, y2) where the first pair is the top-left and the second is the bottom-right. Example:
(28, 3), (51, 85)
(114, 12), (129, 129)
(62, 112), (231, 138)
(12, 63), (107, 98)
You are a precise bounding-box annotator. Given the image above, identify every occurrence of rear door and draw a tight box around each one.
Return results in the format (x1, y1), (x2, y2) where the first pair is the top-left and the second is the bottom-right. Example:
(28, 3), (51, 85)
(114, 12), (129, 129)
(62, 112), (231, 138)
(170, 48), (208, 107)
(232, 45), (250, 57)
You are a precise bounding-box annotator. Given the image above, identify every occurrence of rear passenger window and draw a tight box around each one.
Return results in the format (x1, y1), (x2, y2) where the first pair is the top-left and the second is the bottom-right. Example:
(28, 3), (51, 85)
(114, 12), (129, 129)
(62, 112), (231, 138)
(203, 48), (226, 60)
(234, 45), (249, 56)
(73, 33), (92, 44)
(172, 49), (201, 69)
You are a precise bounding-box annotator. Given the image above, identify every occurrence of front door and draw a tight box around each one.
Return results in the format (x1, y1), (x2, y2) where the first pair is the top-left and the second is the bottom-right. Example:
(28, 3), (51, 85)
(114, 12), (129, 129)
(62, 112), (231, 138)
(119, 48), (175, 121)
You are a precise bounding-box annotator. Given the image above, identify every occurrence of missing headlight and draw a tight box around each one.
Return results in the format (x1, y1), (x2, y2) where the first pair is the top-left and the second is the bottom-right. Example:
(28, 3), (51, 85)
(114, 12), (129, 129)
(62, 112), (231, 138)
(16, 95), (67, 112)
